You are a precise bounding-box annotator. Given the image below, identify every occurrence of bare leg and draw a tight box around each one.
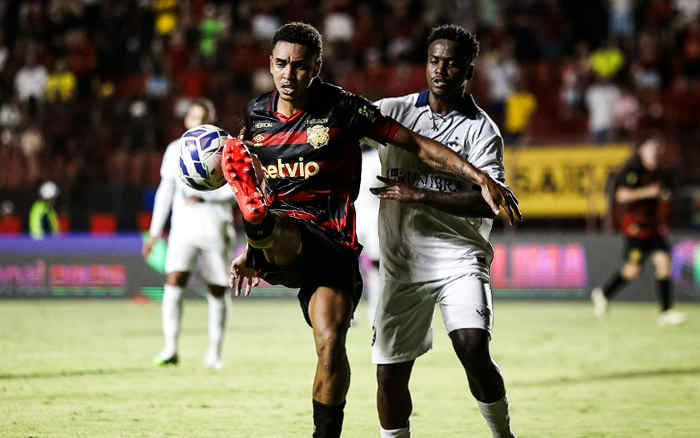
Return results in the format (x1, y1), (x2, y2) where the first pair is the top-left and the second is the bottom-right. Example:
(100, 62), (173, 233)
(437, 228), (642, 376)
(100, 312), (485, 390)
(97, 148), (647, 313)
(308, 286), (354, 404)
(308, 286), (353, 438)
(450, 328), (515, 438)
(376, 361), (414, 429)
(449, 328), (504, 403)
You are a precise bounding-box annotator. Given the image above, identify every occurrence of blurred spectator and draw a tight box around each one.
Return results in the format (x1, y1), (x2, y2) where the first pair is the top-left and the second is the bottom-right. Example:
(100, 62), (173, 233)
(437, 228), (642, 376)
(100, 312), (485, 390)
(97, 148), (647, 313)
(631, 31), (661, 90)
(611, 83), (640, 138)
(14, 46), (48, 106)
(590, 38), (625, 79)
(0, 200), (20, 234)
(324, 10), (354, 43)
(251, 7), (281, 41)
(483, 39), (519, 126)
(0, 33), (8, 73)
(680, 20), (700, 78)
(504, 76), (537, 146)
(19, 124), (44, 184)
(154, 0), (178, 36)
(585, 76), (620, 142)
(609, 0), (634, 39)
(199, 3), (225, 59)
(0, 93), (23, 129)
(45, 57), (76, 102)
(674, 0), (700, 25)
(29, 181), (60, 239)
(142, 56), (170, 99)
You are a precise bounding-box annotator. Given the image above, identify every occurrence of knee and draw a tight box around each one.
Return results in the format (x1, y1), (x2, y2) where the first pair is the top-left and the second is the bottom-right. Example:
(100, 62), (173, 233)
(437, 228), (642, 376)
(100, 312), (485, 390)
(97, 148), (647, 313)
(450, 329), (490, 367)
(208, 285), (226, 298)
(166, 272), (189, 287)
(376, 364), (410, 392)
(620, 263), (641, 280)
(314, 326), (346, 360)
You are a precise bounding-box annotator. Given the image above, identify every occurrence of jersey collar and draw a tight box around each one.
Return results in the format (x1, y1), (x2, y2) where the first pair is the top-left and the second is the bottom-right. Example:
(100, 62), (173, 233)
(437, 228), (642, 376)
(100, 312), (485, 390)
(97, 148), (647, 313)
(415, 90), (479, 120)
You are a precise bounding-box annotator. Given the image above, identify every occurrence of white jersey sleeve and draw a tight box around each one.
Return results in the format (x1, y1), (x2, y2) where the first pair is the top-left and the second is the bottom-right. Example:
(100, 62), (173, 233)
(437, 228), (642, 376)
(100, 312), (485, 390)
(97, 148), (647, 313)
(149, 140), (180, 237)
(467, 126), (505, 183)
(182, 184), (236, 203)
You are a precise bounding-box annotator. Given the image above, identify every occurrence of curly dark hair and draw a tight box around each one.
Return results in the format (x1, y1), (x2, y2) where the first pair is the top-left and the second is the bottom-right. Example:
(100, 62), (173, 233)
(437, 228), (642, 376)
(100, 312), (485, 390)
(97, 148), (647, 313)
(272, 22), (323, 61)
(427, 24), (480, 62)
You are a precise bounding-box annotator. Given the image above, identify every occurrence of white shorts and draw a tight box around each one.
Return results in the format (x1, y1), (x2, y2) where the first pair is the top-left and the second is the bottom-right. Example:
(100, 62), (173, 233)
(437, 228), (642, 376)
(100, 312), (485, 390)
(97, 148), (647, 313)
(371, 274), (493, 365)
(165, 233), (231, 287)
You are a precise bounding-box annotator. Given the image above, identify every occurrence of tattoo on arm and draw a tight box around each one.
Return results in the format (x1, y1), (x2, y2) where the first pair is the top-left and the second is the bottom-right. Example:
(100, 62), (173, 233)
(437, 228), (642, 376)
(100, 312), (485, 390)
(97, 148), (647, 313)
(390, 125), (483, 184)
(420, 189), (495, 218)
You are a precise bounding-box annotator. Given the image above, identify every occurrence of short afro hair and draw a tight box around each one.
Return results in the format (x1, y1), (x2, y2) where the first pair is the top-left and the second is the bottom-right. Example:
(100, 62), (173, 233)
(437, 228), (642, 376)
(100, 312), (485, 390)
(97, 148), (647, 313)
(273, 22), (323, 62)
(427, 24), (479, 63)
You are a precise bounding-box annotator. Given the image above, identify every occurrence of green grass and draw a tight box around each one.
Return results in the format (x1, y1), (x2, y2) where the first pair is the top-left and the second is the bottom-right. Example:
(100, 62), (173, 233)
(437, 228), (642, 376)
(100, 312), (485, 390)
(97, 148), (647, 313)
(1, 299), (699, 437)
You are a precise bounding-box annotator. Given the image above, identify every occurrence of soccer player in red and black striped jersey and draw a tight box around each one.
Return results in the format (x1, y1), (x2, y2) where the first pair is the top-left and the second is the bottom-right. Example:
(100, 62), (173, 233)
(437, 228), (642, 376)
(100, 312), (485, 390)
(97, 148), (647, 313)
(221, 22), (520, 438)
(592, 135), (686, 326)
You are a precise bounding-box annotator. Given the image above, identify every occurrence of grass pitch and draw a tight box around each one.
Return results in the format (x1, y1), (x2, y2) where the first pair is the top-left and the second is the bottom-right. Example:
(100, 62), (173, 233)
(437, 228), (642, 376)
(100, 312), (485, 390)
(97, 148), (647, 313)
(2, 298), (699, 437)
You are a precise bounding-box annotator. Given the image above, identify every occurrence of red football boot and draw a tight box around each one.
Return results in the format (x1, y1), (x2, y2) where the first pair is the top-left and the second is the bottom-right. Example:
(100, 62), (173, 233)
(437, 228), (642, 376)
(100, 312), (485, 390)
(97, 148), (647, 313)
(221, 138), (268, 224)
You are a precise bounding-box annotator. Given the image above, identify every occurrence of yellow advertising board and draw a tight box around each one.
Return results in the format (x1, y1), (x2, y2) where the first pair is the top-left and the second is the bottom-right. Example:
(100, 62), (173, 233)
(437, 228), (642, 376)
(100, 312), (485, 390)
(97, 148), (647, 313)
(504, 144), (633, 217)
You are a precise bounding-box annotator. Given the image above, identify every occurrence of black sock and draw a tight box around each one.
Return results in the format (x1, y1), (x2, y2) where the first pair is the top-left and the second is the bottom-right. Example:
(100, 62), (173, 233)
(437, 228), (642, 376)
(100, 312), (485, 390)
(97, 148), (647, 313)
(243, 213), (275, 244)
(657, 278), (672, 311)
(603, 272), (627, 299)
(312, 400), (345, 438)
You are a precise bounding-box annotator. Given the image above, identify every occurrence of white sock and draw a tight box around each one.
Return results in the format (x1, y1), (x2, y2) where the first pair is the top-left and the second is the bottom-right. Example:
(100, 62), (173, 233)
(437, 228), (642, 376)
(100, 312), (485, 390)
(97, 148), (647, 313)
(477, 395), (516, 438)
(161, 284), (183, 356)
(380, 425), (410, 437)
(206, 293), (227, 360)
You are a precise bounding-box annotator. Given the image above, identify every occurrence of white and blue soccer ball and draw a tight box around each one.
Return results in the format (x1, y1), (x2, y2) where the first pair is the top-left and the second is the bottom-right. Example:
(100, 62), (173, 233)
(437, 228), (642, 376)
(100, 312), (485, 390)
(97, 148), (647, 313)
(177, 124), (231, 191)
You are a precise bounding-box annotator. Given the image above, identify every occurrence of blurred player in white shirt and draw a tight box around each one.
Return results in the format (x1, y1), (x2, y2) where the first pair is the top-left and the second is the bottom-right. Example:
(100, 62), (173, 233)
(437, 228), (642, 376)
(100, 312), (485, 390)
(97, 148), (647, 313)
(355, 144), (383, 324)
(142, 99), (236, 369)
(366, 25), (521, 438)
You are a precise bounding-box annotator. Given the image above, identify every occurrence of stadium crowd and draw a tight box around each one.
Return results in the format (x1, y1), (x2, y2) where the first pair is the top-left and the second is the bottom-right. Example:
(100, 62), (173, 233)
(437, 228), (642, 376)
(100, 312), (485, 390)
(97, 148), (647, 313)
(0, 0), (699, 232)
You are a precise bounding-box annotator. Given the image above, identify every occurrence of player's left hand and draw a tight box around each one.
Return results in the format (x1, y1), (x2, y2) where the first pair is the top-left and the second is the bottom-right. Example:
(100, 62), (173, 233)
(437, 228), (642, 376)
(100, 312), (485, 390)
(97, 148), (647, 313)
(370, 176), (425, 202)
(476, 172), (522, 226)
(229, 245), (259, 297)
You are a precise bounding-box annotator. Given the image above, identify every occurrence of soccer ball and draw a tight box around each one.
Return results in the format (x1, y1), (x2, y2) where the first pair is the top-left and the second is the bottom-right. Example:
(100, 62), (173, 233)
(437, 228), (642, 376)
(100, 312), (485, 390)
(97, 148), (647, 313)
(177, 124), (231, 191)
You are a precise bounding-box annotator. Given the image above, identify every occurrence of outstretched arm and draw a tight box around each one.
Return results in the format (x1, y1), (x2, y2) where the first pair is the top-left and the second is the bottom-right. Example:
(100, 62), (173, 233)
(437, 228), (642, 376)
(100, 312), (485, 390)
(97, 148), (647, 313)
(616, 183), (669, 203)
(386, 125), (521, 224)
(371, 176), (496, 218)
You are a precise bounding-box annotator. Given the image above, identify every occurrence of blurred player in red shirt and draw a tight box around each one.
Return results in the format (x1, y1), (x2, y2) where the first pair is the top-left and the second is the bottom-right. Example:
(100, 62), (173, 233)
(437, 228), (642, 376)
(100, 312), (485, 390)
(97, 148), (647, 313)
(592, 134), (686, 326)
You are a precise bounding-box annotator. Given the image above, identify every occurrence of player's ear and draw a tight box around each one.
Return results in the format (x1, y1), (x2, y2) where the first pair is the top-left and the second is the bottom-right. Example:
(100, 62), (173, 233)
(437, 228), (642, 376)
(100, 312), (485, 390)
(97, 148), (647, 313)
(313, 60), (321, 77)
(466, 64), (474, 80)
(269, 55), (274, 73)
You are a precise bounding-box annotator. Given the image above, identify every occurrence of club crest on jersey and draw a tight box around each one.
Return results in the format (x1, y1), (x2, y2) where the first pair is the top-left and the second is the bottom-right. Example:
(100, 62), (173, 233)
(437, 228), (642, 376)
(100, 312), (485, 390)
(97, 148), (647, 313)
(252, 134), (265, 147)
(307, 125), (330, 149)
(358, 105), (377, 122)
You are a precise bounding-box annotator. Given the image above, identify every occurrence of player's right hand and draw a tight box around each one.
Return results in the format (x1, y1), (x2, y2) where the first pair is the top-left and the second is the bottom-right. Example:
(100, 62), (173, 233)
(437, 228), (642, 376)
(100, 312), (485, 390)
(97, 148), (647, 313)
(230, 245), (260, 297)
(477, 172), (522, 226)
(142, 236), (158, 258)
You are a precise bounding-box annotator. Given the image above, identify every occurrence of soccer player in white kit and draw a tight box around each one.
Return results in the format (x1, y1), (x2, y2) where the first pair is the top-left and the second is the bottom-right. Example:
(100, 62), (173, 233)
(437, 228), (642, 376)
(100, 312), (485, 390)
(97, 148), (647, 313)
(142, 99), (236, 369)
(368, 25), (521, 438)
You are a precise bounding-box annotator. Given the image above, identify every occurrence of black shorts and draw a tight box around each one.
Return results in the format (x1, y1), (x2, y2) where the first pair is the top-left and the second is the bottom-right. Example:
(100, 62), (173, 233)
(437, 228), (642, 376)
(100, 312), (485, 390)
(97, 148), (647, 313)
(623, 236), (670, 264)
(245, 219), (363, 326)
